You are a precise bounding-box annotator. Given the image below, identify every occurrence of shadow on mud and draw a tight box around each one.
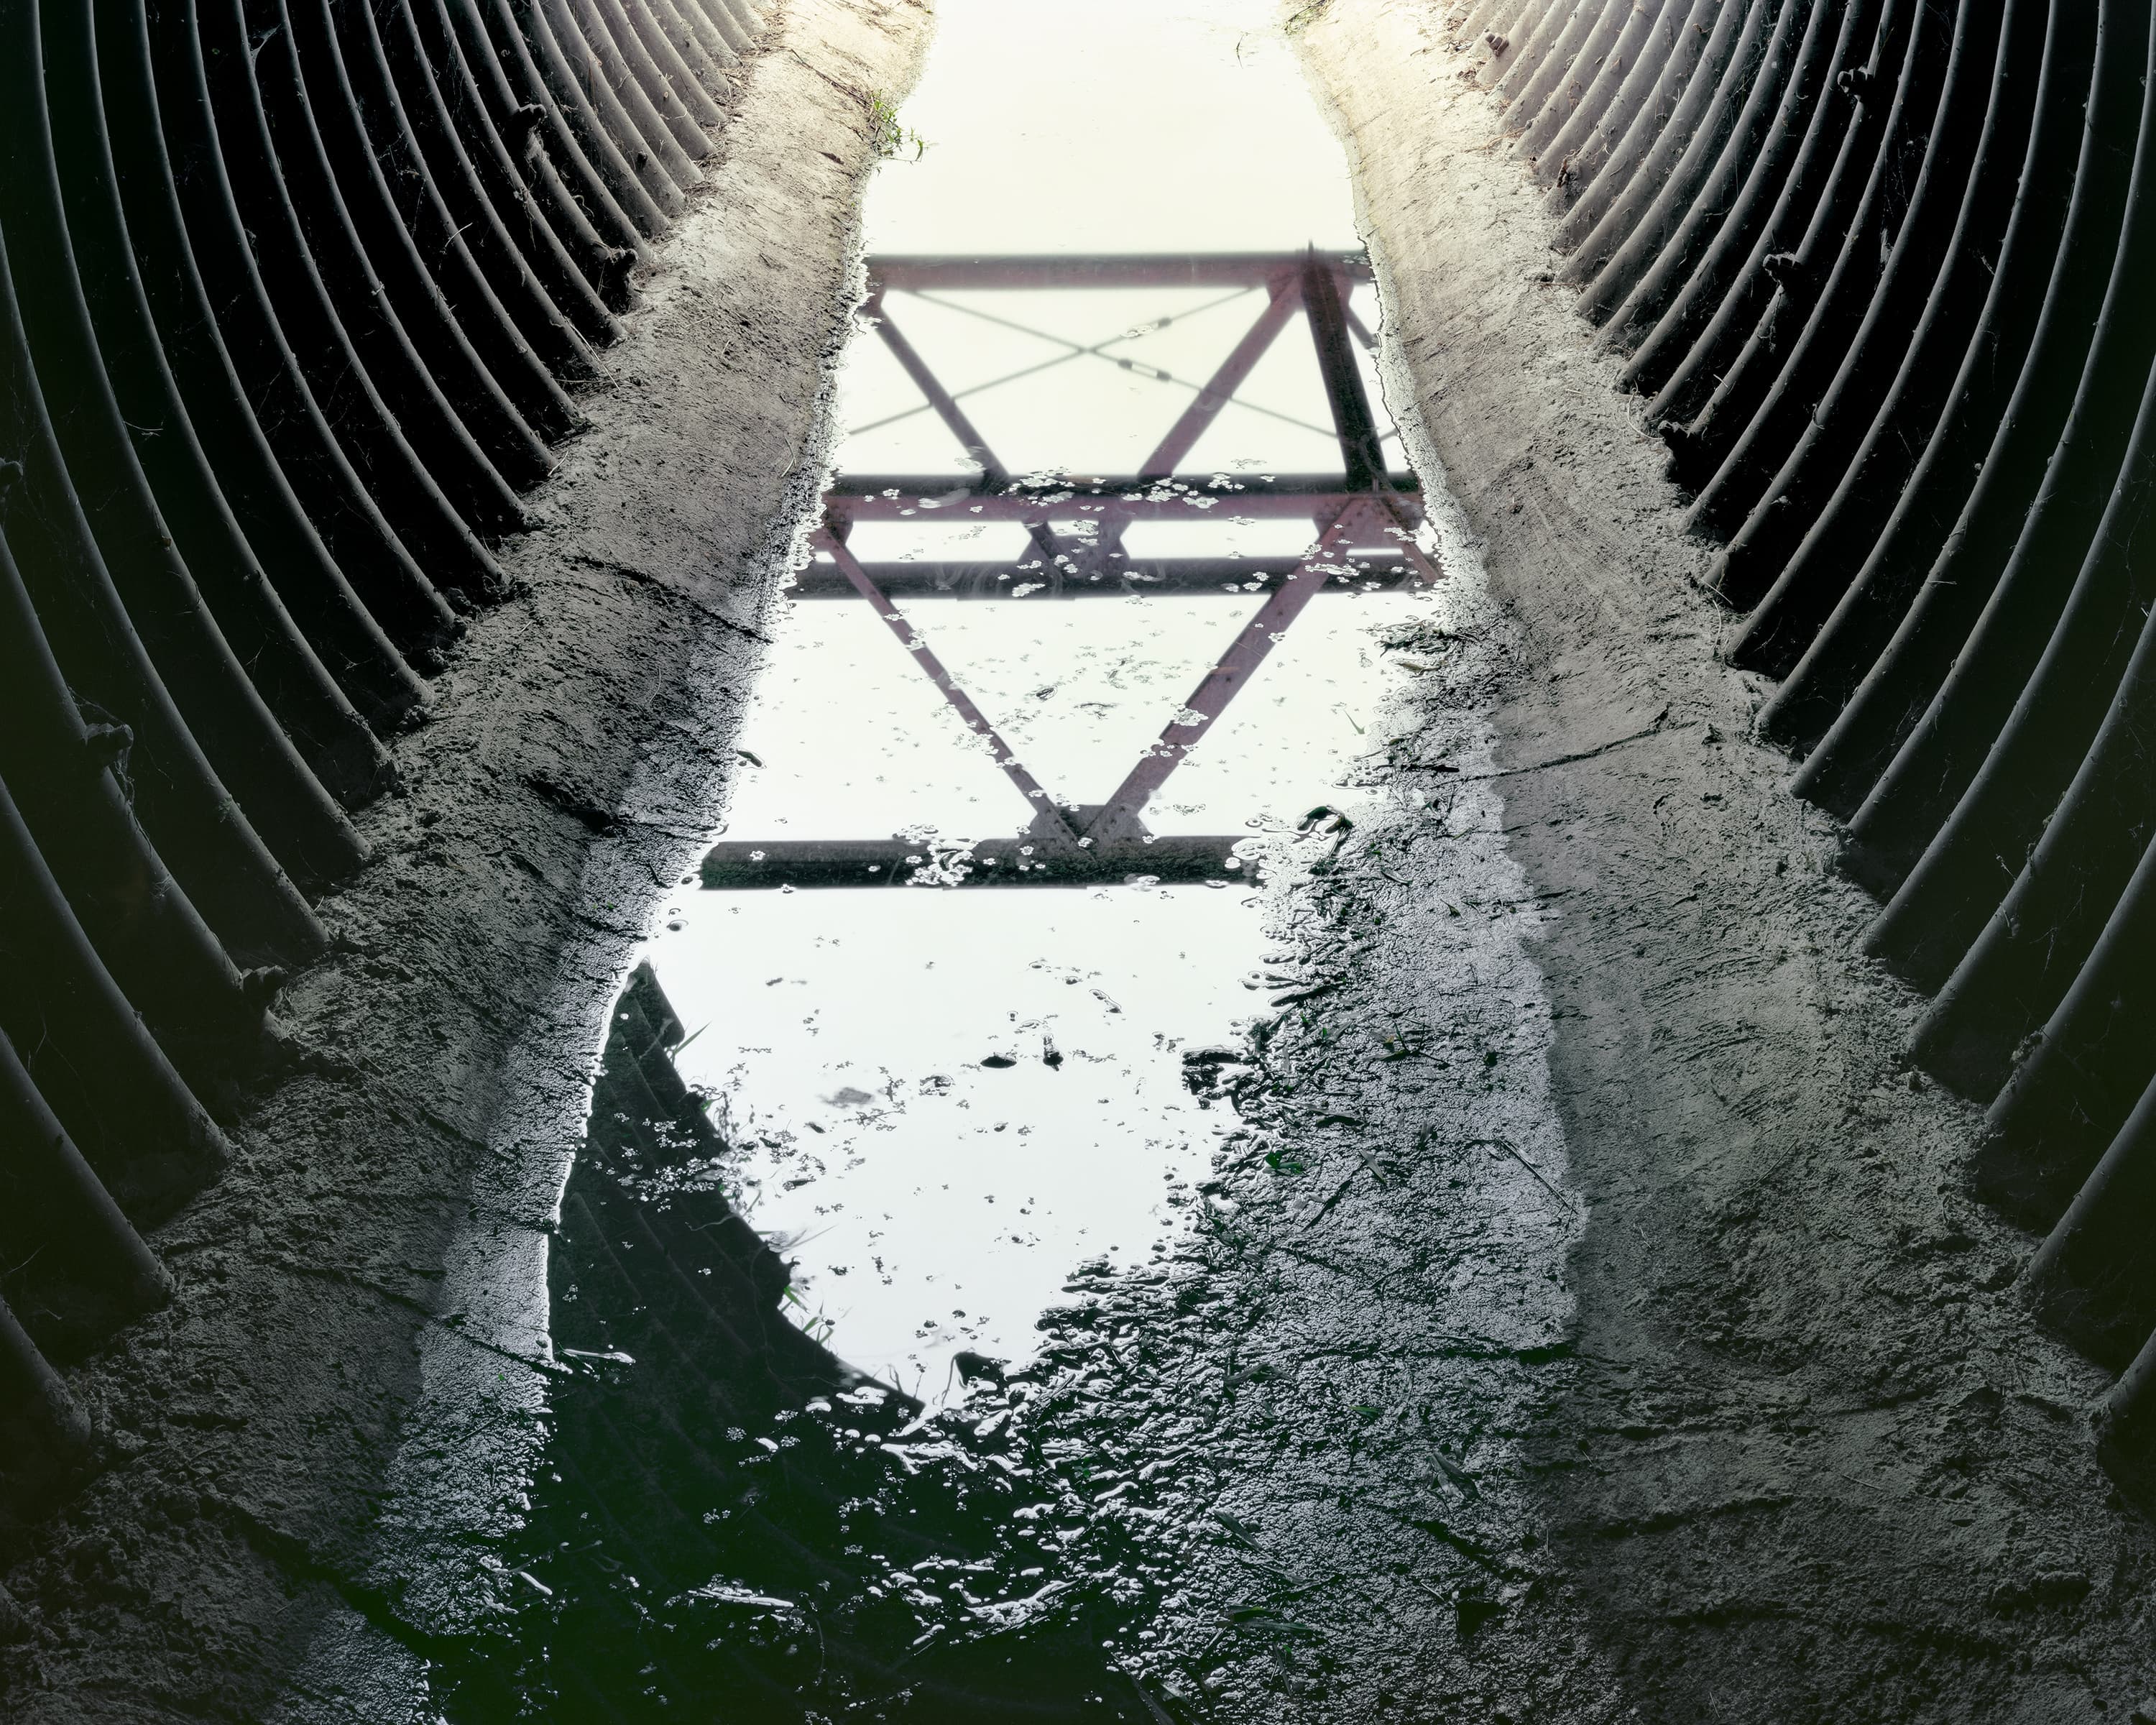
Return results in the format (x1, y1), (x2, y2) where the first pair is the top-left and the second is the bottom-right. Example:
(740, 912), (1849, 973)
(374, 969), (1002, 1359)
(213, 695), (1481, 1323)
(428, 965), (1174, 1722)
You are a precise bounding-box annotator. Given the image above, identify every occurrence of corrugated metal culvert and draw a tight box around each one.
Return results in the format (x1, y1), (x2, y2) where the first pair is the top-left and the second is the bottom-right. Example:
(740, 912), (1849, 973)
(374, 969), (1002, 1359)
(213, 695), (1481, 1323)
(6, 0), (2156, 1558)
(0, 0), (765, 1500)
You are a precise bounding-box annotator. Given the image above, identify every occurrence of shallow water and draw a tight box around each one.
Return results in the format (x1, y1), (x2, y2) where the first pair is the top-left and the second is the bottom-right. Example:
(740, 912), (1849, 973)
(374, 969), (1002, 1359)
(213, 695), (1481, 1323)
(640, 0), (1442, 1397)
(399, 4), (1479, 1716)
(653, 594), (1425, 1392)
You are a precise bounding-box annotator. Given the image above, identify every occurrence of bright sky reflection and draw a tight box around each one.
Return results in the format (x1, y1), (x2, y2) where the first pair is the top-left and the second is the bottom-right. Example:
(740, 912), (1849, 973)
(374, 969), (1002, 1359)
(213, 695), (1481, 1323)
(637, 0), (1441, 1397)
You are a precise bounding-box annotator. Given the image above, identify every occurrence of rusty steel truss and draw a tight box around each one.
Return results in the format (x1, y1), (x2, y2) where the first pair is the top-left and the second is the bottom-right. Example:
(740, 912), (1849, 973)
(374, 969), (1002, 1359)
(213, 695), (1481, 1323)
(701, 248), (1437, 889)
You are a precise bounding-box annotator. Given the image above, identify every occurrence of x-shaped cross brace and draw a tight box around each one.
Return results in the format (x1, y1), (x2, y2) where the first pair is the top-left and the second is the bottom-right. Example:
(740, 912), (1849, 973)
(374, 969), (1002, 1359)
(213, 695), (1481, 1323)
(699, 252), (1437, 891)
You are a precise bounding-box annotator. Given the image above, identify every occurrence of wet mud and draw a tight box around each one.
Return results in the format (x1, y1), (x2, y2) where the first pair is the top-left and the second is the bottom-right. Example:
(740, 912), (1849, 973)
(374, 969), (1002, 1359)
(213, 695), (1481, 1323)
(400, 515), (1572, 1723)
(343, 4), (1578, 1711)
(423, 965), (1174, 1720)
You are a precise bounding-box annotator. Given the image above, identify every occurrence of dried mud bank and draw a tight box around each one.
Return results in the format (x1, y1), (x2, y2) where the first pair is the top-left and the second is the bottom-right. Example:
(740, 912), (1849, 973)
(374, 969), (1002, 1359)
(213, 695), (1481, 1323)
(0, 2), (932, 1718)
(1273, 2), (2156, 1719)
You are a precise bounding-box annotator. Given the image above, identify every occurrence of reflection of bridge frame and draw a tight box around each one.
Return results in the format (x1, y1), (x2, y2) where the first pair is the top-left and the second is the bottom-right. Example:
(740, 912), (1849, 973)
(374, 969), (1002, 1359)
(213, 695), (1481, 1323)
(703, 251), (1437, 890)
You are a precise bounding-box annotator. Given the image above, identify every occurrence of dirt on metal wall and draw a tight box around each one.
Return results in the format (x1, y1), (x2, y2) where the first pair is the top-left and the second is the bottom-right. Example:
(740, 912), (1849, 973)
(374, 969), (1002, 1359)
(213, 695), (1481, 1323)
(0, 1), (933, 1716)
(1282, 2), (2156, 1719)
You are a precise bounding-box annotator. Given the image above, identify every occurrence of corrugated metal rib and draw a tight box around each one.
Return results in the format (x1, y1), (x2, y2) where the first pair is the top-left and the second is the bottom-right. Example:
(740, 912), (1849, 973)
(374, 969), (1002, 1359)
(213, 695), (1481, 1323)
(0, 0), (770, 1512)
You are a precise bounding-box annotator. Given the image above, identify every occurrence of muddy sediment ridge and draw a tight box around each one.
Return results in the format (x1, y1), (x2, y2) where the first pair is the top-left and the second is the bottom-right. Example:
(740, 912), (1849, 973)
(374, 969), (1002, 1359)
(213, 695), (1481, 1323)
(394, 1), (2156, 1717)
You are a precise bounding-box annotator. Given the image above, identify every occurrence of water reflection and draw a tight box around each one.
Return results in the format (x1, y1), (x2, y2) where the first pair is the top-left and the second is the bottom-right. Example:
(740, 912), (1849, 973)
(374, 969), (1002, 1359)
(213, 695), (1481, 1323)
(656, 888), (1251, 1391)
(450, 1), (1451, 1713)
(665, 245), (1435, 1390)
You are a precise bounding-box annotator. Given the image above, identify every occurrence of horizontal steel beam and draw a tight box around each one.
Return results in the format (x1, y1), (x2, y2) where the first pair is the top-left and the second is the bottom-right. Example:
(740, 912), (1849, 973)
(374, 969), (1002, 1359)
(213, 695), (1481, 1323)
(699, 834), (1254, 889)
(826, 474), (1424, 525)
(867, 251), (1373, 291)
